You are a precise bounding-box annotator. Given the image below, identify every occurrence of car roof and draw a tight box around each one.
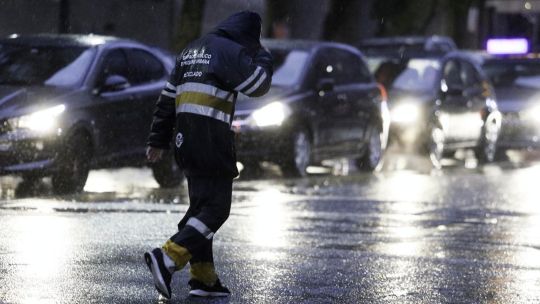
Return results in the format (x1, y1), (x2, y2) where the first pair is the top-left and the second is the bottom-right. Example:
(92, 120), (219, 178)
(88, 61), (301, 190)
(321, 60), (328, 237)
(261, 38), (360, 54)
(0, 33), (133, 48)
(360, 35), (454, 46)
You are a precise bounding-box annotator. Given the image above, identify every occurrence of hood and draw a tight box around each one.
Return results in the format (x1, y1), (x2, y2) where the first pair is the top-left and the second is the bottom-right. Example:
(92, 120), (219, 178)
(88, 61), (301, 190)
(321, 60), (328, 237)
(235, 86), (295, 112)
(494, 86), (540, 113)
(212, 11), (262, 51)
(0, 85), (73, 120)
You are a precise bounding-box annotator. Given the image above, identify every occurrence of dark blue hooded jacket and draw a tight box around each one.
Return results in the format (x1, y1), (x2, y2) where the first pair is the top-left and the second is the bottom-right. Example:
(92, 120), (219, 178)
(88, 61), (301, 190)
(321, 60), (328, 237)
(148, 11), (273, 178)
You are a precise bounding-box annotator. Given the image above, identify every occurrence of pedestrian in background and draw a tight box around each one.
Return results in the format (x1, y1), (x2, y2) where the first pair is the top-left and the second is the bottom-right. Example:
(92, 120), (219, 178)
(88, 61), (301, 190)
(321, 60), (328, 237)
(144, 11), (273, 299)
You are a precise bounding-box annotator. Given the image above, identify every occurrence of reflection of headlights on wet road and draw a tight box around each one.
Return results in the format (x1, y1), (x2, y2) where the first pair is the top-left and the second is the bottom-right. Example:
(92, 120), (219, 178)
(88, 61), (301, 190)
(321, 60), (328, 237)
(251, 102), (290, 127)
(391, 103), (420, 124)
(8, 104), (65, 133)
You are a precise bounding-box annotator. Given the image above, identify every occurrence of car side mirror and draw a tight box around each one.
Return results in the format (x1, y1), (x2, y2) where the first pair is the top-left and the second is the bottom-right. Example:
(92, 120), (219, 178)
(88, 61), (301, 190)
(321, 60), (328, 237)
(317, 78), (335, 93)
(99, 75), (130, 93)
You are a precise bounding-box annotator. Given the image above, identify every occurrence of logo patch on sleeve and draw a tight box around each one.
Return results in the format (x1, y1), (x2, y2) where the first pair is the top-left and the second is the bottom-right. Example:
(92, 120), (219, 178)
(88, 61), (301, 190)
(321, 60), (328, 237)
(175, 132), (184, 148)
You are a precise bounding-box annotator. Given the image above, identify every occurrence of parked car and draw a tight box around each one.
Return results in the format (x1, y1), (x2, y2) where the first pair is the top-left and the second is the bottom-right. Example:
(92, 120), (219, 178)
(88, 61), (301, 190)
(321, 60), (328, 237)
(0, 34), (182, 193)
(472, 53), (540, 155)
(232, 39), (390, 177)
(381, 52), (501, 167)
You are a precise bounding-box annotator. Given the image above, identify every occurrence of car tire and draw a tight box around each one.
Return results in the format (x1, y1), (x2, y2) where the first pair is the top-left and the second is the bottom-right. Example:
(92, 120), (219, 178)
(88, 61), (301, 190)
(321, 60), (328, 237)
(475, 113), (500, 164)
(280, 128), (311, 178)
(151, 151), (184, 188)
(427, 123), (445, 169)
(356, 126), (383, 172)
(240, 159), (264, 179)
(51, 133), (92, 194)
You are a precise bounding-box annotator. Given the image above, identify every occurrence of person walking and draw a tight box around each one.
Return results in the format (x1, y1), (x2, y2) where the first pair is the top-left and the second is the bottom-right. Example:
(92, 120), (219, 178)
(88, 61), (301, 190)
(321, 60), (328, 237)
(144, 11), (273, 299)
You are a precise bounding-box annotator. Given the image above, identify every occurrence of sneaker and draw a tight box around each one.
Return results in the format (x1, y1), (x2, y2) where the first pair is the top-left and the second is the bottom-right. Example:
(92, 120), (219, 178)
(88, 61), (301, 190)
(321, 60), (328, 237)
(144, 248), (173, 299)
(188, 279), (231, 297)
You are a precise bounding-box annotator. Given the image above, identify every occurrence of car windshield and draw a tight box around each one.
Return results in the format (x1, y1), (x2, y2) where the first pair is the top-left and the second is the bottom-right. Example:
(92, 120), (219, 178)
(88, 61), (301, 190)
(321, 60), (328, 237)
(391, 58), (440, 92)
(270, 49), (309, 87)
(483, 60), (540, 89)
(0, 44), (95, 87)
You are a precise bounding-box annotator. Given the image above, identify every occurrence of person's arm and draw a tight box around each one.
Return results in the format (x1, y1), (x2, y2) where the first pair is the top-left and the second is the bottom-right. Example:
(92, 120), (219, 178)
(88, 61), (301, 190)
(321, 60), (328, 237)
(217, 47), (273, 97)
(146, 68), (178, 161)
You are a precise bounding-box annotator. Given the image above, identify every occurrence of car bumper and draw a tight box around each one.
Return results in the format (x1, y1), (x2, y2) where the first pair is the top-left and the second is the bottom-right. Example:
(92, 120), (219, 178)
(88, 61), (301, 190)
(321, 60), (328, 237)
(234, 125), (291, 163)
(0, 130), (62, 175)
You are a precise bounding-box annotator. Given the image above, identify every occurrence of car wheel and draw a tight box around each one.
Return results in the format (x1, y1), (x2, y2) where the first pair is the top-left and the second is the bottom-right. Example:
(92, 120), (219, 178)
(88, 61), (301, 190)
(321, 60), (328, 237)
(428, 124), (445, 169)
(52, 134), (92, 194)
(151, 151), (184, 188)
(475, 114), (500, 164)
(240, 159), (264, 179)
(281, 128), (311, 178)
(357, 127), (383, 171)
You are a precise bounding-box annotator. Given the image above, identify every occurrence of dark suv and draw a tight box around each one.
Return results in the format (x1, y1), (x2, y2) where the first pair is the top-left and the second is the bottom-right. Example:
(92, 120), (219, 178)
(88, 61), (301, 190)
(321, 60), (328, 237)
(233, 39), (390, 177)
(0, 34), (182, 193)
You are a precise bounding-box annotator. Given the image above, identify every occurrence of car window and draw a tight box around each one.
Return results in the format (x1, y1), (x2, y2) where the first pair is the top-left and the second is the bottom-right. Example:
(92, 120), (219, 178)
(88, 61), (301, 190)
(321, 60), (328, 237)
(271, 49), (309, 87)
(335, 49), (372, 84)
(443, 59), (462, 89)
(483, 60), (540, 88)
(125, 48), (166, 85)
(461, 61), (482, 89)
(392, 58), (440, 92)
(0, 44), (95, 87)
(311, 48), (336, 85)
(98, 48), (129, 84)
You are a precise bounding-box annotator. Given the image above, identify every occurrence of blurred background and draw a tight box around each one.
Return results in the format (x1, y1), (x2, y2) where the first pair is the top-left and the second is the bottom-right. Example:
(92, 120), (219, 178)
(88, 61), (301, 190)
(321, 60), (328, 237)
(1, 0), (539, 53)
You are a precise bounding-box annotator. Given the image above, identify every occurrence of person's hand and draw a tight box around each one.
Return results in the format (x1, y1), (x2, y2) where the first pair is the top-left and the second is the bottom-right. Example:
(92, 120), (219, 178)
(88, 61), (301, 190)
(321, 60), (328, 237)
(146, 146), (164, 163)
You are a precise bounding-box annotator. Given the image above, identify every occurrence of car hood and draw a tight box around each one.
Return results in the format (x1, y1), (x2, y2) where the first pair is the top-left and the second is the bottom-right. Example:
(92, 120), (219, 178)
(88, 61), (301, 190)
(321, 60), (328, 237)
(494, 86), (540, 113)
(387, 89), (435, 108)
(235, 86), (297, 112)
(0, 85), (75, 120)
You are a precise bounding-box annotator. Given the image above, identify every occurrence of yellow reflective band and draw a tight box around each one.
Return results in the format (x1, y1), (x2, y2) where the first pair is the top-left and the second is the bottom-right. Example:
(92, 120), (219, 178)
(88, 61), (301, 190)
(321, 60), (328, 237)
(176, 92), (233, 115)
(162, 240), (192, 270)
(190, 262), (218, 286)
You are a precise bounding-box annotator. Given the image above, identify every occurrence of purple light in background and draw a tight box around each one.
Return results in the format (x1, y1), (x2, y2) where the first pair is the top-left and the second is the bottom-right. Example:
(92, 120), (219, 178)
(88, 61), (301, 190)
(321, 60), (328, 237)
(486, 38), (529, 55)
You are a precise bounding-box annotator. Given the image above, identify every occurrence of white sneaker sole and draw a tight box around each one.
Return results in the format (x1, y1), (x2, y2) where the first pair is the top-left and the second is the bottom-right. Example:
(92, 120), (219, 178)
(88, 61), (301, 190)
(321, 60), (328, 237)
(144, 252), (171, 299)
(189, 289), (229, 297)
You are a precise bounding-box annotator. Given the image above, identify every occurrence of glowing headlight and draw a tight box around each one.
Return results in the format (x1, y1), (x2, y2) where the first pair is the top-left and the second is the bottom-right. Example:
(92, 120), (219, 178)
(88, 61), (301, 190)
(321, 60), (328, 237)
(391, 103), (420, 124)
(527, 104), (540, 121)
(10, 104), (65, 133)
(251, 102), (290, 127)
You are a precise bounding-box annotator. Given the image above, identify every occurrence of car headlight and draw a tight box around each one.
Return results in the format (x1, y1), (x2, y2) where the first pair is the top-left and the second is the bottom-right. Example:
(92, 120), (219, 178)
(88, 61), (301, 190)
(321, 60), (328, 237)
(251, 102), (291, 127)
(526, 104), (540, 122)
(8, 104), (65, 133)
(391, 103), (421, 124)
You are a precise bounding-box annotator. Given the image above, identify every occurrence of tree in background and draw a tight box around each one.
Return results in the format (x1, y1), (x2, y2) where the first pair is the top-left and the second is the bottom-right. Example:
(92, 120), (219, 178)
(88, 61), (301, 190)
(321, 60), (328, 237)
(371, 0), (480, 47)
(322, 0), (364, 43)
(371, 0), (439, 37)
(264, 0), (292, 38)
(174, 0), (206, 52)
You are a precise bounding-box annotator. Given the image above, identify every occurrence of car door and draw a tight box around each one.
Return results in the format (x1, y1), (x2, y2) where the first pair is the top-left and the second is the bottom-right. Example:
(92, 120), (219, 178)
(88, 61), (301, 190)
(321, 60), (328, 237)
(123, 48), (168, 156)
(330, 48), (377, 154)
(309, 47), (358, 157)
(439, 58), (470, 144)
(92, 48), (133, 157)
(460, 60), (486, 143)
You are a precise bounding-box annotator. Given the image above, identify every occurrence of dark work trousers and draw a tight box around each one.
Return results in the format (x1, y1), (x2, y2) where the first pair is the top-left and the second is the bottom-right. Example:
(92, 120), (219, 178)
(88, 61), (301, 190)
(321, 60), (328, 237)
(170, 176), (232, 264)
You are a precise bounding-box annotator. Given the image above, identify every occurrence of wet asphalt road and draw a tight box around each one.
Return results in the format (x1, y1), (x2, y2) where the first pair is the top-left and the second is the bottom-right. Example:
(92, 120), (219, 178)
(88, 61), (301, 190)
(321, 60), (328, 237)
(1, 152), (540, 303)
